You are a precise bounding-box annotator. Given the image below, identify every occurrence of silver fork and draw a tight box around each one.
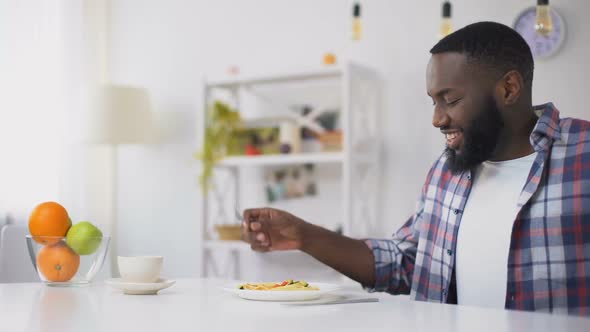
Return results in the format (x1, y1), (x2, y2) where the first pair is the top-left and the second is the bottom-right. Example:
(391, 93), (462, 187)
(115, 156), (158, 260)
(281, 298), (379, 306)
(234, 203), (243, 222)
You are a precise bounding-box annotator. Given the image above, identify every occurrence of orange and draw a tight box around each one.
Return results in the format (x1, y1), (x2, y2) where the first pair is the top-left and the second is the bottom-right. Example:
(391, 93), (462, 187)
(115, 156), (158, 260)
(29, 201), (71, 245)
(36, 243), (80, 282)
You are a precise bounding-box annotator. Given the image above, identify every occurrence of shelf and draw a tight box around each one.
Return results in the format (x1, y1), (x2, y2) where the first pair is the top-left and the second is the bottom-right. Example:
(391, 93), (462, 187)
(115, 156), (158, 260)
(204, 240), (250, 250)
(216, 152), (343, 167)
(206, 67), (342, 88)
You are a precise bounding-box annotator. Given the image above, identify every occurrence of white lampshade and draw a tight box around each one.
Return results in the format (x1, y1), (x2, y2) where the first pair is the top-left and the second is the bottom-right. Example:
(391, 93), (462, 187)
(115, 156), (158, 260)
(84, 84), (154, 144)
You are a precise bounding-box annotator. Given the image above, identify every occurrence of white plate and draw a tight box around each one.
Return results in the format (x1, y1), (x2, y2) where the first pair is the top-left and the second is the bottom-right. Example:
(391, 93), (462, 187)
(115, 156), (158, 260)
(105, 278), (176, 295)
(222, 282), (341, 301)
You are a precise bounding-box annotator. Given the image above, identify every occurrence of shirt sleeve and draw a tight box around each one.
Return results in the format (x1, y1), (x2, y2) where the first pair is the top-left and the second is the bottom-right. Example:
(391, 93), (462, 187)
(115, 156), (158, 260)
(363, 179), (427, 295)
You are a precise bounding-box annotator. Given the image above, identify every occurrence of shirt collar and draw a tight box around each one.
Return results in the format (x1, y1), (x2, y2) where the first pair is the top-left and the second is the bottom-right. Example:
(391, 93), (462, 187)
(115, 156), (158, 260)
(530, 102), (562, 152)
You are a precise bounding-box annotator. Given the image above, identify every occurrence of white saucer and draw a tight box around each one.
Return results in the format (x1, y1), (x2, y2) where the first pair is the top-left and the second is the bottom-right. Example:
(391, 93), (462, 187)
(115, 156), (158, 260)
(105, 278), (176, 295)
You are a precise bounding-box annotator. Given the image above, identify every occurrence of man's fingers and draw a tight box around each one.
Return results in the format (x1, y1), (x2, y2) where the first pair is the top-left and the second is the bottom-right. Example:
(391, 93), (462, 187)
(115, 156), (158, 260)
(244, 208), (261, 223)
(242, 208), (275, 248)
(245, 227), (269, 244)
(250, 242), (271, 252)
(241, 208), (264, 240)
(245, 208), (274, 223)
(255, 232), (266, 242)
(241, 221), (264, 244)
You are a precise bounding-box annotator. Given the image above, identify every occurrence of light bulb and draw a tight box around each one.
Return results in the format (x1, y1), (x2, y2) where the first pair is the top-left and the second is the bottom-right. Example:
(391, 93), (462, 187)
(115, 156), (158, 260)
(535, 0), (554, 37)
(439, 1), (453, 39)
(352, 2), (362, 41)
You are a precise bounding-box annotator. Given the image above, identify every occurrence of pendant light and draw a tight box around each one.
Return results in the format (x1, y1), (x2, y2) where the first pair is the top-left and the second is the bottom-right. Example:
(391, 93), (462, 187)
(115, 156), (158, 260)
(352, 2), (362, 40)
(439, 1), (453, 39)
(535, 0), (554, 37)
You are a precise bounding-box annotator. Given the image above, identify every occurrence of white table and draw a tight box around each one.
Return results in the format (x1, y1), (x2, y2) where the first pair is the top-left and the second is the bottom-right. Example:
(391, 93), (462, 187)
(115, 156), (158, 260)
(1, 278), (589, 332)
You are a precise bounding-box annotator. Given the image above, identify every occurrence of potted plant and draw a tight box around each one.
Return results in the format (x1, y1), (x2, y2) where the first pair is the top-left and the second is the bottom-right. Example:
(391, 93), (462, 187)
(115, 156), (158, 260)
(195, 100), (242, 192)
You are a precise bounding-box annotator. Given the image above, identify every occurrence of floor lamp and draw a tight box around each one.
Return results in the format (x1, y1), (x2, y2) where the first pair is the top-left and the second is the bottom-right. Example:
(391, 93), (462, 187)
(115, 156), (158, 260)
(86, 84), (154, 277)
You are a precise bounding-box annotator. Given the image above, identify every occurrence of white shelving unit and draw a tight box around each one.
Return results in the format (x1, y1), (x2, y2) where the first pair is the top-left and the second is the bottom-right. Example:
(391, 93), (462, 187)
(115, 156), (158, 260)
(200, 62), (381, 280)
(217, 152), (344, 167)
(206, 67), (343, 88)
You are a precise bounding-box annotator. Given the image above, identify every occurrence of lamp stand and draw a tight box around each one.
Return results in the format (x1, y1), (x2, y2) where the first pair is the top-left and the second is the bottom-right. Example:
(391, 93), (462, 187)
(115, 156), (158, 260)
(109, 144), (120, 277)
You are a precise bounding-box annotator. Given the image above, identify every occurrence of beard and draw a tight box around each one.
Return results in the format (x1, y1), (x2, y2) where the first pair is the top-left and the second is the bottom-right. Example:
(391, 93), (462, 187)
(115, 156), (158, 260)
(445, 97), (504, 174)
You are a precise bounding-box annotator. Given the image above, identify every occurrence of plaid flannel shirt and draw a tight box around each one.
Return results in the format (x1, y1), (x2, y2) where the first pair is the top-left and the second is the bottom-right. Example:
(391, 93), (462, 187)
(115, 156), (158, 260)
(366, 103), (590, 315)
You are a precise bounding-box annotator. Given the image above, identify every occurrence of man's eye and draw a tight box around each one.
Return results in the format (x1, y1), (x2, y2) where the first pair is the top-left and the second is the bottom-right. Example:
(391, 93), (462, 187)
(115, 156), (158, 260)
(447, 98), (462, 106)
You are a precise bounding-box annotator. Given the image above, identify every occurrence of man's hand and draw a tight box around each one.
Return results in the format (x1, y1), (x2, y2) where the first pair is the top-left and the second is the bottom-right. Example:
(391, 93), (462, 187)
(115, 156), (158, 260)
(241, 207), (307, 252)
(240, 207), (376, 287)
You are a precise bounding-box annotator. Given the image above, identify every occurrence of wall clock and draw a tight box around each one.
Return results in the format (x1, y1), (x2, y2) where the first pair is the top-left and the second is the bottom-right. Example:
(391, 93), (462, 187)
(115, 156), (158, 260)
(513, 6), (566, 59)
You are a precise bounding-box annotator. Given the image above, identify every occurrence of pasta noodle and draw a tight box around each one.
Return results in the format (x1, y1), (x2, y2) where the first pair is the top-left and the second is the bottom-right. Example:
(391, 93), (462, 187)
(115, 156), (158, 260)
(238, 280), (319, 291)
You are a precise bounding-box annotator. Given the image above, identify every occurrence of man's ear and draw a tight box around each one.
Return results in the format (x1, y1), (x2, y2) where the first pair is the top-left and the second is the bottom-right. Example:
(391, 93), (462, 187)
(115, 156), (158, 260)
(495, 70), (523, 106)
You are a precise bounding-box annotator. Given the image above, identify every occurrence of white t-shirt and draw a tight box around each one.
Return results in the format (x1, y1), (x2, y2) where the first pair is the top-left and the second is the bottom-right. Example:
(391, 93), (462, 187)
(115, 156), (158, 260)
(456, 152), (537, 309)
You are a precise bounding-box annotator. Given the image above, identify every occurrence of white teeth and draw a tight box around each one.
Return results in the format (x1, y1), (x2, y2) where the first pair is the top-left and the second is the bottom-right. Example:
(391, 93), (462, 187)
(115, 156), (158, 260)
(446, 132), (459, 140)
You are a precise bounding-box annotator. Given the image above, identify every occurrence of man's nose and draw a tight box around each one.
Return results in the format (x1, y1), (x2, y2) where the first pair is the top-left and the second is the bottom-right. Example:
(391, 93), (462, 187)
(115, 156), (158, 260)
(432, 107), (450, 128)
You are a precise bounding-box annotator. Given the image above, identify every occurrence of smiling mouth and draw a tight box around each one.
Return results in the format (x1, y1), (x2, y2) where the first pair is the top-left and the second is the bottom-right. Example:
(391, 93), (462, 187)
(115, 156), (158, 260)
(444, 131), (463, 150)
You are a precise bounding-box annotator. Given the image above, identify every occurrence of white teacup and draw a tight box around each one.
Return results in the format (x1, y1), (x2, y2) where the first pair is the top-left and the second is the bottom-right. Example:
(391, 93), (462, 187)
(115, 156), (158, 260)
(118, 256), (163, 283)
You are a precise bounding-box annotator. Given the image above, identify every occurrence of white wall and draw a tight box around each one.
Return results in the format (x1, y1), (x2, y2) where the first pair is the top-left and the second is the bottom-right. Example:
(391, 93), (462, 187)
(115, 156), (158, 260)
(107, 0), (590, 277)
(0, 0), (69, 218)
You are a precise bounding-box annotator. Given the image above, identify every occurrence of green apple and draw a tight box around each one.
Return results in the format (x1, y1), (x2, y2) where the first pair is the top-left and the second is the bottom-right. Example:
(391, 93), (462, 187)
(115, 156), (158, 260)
(66, 221), (103, 255)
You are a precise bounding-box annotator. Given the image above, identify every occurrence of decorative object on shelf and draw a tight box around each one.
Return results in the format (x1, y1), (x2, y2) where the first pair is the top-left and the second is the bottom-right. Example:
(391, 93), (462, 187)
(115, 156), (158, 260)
(439, 1), (453, 39)
(315, 111), (340, 131)
(265, 165), (317, 203)
(279, 121), (302, 154)
(196, 100), (242, 191)
(317, 130), (343, 152)
(352, 2), (362, 41)
(233, 126), (280, 156)
(243, 88), (327, 135)
(300, 106), (317, 140)
(300, 114), (323, 152)
(227, 65), (240, 76)
(244, 144), (262, 156)
(323, 52), (337, 65)
(297, 106), (341, 153)
(303, 164), (317, 196)
(513, 4), (566, 59)
(214, 224), (242, 241)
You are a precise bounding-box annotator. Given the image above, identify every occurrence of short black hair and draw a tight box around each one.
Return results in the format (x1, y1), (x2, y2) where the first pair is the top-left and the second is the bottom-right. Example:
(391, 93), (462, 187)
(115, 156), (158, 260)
(430, 21), (534, 90)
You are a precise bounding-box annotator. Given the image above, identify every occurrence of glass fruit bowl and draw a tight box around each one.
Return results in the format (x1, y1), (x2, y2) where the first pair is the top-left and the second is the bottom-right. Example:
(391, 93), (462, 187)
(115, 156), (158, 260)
(26, 235), (110, 286)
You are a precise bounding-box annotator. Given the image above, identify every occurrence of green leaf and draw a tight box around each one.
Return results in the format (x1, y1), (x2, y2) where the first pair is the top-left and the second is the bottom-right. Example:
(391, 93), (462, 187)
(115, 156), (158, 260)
(195, 100), (243, 192)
